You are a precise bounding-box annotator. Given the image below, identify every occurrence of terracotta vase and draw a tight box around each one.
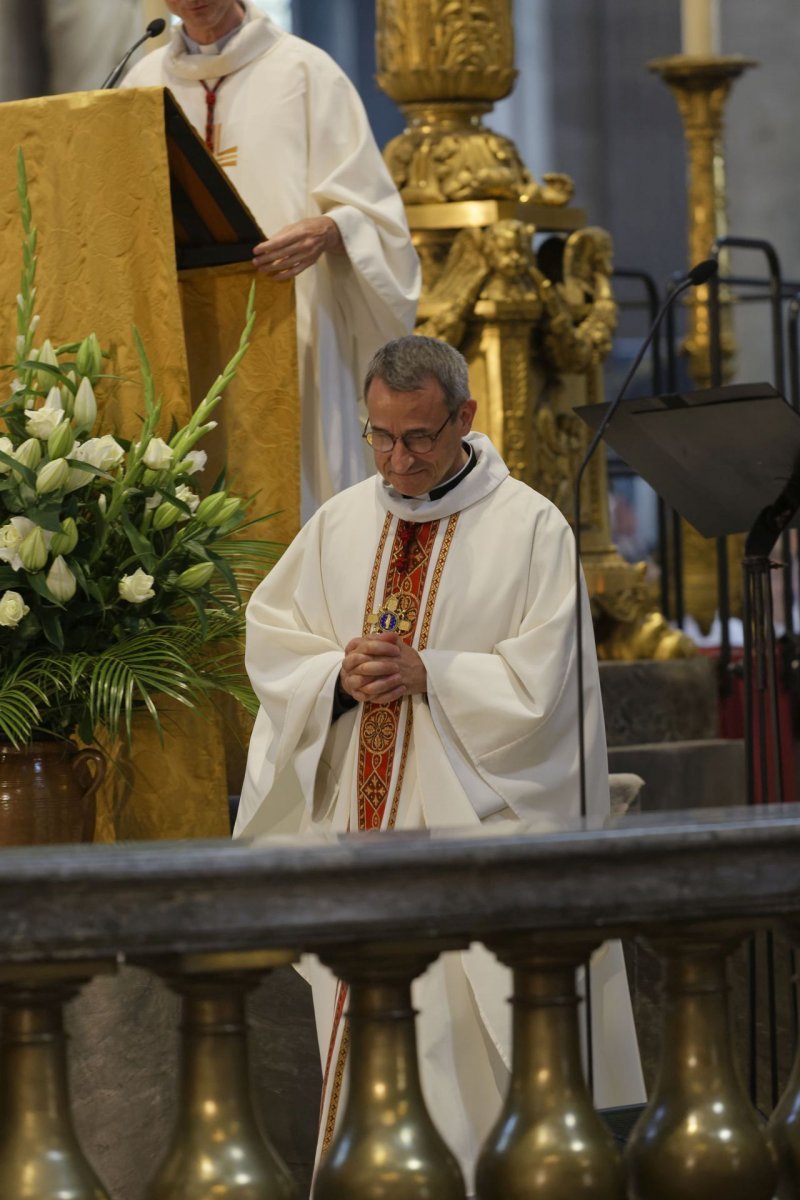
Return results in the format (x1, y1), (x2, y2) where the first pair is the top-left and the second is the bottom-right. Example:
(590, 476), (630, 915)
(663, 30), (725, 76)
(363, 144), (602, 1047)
(0, 740), (106, 846)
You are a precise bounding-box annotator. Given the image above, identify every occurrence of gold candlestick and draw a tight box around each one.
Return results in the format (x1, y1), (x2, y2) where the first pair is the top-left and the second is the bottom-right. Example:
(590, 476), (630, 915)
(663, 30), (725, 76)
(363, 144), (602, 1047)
(649, 54), (756, 635)
(648, 54), (756, 386)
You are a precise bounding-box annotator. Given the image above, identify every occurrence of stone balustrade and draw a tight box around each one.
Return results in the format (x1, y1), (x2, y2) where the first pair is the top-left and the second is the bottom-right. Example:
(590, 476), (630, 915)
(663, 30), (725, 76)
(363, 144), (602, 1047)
(1, 806), (800, 1198)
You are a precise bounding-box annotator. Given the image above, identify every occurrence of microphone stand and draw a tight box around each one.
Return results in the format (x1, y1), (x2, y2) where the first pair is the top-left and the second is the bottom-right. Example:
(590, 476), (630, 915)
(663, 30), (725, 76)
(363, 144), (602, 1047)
(101, 19), (167, 90)
(571, 258), (717, 1094)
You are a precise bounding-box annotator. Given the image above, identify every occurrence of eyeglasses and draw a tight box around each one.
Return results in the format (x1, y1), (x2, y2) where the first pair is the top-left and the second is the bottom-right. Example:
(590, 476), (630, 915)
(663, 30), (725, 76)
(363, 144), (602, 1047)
(362, 412), (455, 455)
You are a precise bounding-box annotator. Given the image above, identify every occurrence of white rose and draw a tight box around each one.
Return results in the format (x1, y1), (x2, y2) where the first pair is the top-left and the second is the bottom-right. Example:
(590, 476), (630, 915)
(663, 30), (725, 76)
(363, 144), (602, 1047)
(182, 450), (207, 476)
(0, 517), (37, 571)
(174, 484), (200, 516)
(71, 433), (125, 472)
(0, 436), (13, 474)
(118, 568), (155, 605)
(141, 437), (173, 471)
(25, 385), (64, 440)
(78, 434), (125, 471)
(0, 590), (30, 628)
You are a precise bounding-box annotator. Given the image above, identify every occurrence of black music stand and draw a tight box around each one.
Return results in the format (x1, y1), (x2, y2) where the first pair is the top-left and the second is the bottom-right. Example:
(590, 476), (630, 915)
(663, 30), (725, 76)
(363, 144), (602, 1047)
(575, 381), (800, 807)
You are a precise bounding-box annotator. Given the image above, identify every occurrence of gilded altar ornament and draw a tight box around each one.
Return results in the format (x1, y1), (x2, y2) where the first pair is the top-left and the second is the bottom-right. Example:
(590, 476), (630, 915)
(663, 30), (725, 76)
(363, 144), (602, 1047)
(0, 961), (115, 1200)
(378, 0), (693, 660)
(476, 938), (625, 1200)
(625, 933), (777, 1200)
(147, 950), (297, 1200)
(314, 944), (466, 1200)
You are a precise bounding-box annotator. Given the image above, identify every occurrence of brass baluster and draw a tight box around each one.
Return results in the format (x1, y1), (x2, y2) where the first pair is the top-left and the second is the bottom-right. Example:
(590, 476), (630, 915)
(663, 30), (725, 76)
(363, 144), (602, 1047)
(314, 943), (466, 1200)
(626, 933), (776, 1199)
(0, 961), (114, 1200)
(146, 950), (297, 1200)
(476, 938), (625, 1200)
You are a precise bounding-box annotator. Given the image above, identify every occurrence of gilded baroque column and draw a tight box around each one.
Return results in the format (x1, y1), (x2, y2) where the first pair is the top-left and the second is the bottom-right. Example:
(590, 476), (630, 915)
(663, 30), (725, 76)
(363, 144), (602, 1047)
(377, 0), (691, 660)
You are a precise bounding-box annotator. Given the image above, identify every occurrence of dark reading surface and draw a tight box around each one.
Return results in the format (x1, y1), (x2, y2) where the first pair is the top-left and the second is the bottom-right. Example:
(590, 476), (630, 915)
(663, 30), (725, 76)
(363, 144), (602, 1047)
(575, 383), (800, 537)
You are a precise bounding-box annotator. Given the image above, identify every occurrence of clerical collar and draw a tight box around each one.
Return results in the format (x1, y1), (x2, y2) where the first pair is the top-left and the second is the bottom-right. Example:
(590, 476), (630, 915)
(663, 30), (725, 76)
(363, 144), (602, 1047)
(377, 433), (509, 524)
(407, 442), (476, 501)
(182, 10), (249, 55)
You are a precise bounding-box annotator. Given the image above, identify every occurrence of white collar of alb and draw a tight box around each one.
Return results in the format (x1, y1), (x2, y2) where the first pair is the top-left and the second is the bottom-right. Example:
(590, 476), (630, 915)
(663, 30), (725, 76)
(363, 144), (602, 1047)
(375, 432), (509, 523)
(166, 0), (282, 81)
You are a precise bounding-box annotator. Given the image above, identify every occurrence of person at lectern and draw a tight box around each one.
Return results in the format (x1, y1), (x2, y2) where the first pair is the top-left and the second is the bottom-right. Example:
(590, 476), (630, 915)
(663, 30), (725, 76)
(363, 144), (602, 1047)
(122, 0), (420, 520)
(234, 334), (645, 1187)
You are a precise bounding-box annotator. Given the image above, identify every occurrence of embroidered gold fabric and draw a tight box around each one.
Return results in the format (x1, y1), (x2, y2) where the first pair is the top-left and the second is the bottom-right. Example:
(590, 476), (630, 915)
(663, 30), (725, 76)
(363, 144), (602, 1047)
(0, 91), (299, 841)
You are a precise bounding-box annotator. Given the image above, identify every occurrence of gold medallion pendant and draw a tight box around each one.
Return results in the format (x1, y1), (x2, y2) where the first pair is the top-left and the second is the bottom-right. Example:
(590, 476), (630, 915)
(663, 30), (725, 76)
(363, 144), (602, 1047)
(367, 594), (415, 635)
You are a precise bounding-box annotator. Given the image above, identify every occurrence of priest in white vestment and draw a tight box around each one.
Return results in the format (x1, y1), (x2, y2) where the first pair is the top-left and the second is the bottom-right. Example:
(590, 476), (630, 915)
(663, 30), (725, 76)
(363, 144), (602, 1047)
(122, 0), (420, 519)
(235, 335), (645, 1191)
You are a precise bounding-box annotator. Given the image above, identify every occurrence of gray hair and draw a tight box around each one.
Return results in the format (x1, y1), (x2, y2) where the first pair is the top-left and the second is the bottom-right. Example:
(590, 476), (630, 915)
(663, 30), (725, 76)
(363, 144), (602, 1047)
(363, 335), (471, 415)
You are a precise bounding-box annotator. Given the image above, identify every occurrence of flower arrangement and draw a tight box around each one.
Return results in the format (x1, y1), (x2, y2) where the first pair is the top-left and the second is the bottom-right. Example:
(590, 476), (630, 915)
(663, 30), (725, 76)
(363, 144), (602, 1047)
(0, 151), (278, 746)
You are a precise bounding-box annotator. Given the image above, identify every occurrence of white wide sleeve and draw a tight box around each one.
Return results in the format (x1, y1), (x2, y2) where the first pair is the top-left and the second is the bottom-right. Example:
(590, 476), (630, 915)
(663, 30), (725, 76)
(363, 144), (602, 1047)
(235, 516), (345, 835)
(306, 62), (421, 362)
(420, 505), (609, 822)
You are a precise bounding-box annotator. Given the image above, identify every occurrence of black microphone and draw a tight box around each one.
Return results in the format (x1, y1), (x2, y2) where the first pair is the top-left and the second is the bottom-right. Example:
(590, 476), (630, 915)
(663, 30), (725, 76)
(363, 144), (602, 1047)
(573, 256), (719, 815)
(101, 19), (167, 89)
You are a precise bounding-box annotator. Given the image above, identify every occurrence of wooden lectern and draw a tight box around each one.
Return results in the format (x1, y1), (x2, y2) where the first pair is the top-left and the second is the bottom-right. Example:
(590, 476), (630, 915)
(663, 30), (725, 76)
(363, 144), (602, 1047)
(0, 87), (300, 840)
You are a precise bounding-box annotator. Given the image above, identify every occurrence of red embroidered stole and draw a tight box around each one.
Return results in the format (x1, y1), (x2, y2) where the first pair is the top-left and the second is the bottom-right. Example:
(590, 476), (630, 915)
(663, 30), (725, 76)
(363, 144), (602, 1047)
(318, 511), (459, 1153)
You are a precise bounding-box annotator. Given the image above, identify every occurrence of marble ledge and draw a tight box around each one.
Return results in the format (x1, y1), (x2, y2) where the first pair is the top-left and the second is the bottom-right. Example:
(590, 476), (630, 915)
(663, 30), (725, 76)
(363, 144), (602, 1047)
(0, 803), (799, 966)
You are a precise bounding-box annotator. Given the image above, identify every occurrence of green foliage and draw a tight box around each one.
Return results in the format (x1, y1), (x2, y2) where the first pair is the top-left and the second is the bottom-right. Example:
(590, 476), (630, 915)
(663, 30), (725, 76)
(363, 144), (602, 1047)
(0, 151), (280, 747)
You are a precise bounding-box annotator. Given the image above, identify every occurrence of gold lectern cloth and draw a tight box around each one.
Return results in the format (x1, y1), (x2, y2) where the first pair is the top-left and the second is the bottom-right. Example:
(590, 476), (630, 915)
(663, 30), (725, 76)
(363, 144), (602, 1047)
(0, 89), (299, 841)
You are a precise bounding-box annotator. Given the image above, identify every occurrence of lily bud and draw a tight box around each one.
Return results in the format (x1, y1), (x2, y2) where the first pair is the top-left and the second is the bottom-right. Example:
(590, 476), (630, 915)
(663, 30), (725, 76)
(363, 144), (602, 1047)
(75, 335), (94, 377)
(18, 525), (48, 571)
(72, 376), (97, 431)
(152, 501), (181, 531)
(13, 438), (42, 474)
(35, 338), (59, 391)
(195, 492), (228, 526)
(50, 516), (78, 556)
(217, 497), (241, 524)
(36, 457), (70, 495)
(46, 555), (77, 603)
(175, 561), (215, 590)
(47, 419), (75, 460)
(88, 333), (103, 377)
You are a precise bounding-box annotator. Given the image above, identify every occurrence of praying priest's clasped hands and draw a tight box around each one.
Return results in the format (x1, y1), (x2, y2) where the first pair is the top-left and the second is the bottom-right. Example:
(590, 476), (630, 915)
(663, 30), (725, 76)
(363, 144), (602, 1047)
(339, 631), (427, 703)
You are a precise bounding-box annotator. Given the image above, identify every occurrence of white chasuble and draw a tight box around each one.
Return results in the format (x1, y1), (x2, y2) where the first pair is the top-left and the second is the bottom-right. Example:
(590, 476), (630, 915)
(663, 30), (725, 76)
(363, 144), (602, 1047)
(122, 1), (420, 519)
(236, 433), (645, 1187)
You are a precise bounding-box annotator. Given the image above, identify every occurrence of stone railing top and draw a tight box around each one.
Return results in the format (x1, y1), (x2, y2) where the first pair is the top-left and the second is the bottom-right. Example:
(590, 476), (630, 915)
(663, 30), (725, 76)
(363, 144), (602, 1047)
(1, 804), (800, 965)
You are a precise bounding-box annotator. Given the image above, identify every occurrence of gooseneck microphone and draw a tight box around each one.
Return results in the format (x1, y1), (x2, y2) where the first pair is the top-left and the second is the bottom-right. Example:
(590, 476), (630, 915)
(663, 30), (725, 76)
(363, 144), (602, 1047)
(572, 256), (718, 1097)
(101, 18), (167, 89)
(573, 256), (719, 818)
